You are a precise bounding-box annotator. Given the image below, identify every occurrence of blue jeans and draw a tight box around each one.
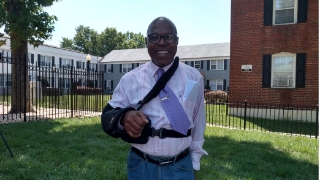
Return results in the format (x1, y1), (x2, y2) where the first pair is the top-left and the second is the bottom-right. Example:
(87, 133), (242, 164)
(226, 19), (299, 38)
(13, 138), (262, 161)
(127, 149), (194, 180)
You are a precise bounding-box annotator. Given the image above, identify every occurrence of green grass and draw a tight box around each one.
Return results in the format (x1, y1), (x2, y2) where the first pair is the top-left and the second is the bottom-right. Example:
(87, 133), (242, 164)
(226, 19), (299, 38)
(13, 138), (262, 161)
(0, 117), (318, 180)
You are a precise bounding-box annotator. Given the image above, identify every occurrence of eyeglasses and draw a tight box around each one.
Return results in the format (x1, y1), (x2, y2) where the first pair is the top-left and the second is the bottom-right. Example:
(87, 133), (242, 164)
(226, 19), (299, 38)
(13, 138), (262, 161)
(147, 34), (178, 44)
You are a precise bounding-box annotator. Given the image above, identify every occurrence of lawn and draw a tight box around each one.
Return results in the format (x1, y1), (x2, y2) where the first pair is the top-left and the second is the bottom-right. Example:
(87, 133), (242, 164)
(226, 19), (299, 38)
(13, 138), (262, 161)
(0, 117), (318, 180)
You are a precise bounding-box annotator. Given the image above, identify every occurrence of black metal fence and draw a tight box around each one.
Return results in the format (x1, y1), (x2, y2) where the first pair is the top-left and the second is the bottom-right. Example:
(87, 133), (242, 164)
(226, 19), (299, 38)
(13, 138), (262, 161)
(205, 101), (319, 138)
(0, 53), (106, 123)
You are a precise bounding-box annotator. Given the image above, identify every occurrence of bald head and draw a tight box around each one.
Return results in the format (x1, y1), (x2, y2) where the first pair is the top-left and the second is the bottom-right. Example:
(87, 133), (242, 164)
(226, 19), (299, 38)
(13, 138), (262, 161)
(147, 17), (177, 35)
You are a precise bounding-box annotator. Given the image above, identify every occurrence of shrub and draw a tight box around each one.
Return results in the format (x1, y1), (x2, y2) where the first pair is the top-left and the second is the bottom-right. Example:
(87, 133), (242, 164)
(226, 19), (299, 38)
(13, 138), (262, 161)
(205, 90), (228, 103)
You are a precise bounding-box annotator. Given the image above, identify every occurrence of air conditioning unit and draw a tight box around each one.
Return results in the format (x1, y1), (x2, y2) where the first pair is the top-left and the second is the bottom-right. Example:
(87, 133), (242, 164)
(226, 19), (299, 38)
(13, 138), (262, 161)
(276, 78), (290, 87)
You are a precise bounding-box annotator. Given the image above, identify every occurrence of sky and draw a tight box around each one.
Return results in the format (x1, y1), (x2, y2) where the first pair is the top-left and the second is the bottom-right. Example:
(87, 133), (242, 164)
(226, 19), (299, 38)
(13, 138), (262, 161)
(41, 0), (231, 47)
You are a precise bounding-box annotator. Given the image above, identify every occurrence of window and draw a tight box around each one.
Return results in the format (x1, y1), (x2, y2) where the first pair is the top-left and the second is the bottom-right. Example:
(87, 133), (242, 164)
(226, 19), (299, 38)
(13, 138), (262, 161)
(106, 80), (112, 89)
(274, 0), (296, 24)
(122, 64), (132, 73)
(61, 58), (71, 69)
(209, 79), (224, 91)
(77, 61), (82, 69)
(106, 64), (112, 73)
(139, 63), (145, 66)
(264, 0), (308, 25)
(271, 53), (295, 88)
(194, 61), (201, 69)
(40, 55), (51, 67)
(210, 60), (224, 70)
(262, 53), (305, 88)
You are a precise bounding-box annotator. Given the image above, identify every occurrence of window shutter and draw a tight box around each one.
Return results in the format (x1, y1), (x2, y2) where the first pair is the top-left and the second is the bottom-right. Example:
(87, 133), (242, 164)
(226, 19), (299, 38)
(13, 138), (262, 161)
(120, 64), (122, 73)
(262, 55), (271, 88)
(111, 64), (113, 73)
(185, 61), (188, 65)
(71, 59), (74, 67)
(31, 54), (34, 64)
(201, 61), (203, 69)
(207, 80), (209, 86)
(298, 0), (308, 23)
(0, 52), (2, 60)
(224, 59), (227, 70)
(52, 56), (55, 67)
(38, 54), (41, 66)
(191, 61), (194, 67)
(111, 80), (113, 89)
(132, 64), (134, 70)
(136, 63), (139, 67)
(59, 58), (62, 68)
(296, 53), (306, 88)
(264, 0), (273, 26)
(207, 60), (210, 70)
(82, 62), (85, 69)
(223, 79), (226, 90)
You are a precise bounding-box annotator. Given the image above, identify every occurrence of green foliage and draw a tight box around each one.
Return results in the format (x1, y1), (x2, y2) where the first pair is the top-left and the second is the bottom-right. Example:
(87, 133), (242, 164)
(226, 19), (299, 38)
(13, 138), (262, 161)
(60, 26), (146, 57)
(0, 0), (60, 50)
(204, 84), (211, 90)
(41, 78), (50, 88)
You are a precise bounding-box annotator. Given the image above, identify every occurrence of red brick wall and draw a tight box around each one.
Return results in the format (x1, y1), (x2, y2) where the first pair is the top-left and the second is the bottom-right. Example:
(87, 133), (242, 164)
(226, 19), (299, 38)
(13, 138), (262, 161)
(229, 0), (319, 107)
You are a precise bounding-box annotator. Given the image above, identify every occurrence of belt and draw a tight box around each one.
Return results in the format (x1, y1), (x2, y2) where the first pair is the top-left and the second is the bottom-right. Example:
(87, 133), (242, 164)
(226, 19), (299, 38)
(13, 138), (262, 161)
(131, 146), (189, 166)
(147, 128), (191, 139)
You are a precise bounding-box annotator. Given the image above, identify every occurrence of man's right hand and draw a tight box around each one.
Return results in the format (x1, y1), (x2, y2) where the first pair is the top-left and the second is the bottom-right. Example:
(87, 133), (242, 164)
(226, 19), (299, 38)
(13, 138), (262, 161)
(120, 110), (149, 138)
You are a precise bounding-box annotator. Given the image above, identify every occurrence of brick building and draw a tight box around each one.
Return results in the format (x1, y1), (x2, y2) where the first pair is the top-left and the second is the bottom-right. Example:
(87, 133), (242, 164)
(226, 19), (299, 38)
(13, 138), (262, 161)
(229, 0), (318, 107)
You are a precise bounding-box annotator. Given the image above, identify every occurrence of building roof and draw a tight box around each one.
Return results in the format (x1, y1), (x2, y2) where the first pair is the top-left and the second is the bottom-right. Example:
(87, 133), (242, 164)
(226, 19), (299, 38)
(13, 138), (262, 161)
(100, 42), (230, 64)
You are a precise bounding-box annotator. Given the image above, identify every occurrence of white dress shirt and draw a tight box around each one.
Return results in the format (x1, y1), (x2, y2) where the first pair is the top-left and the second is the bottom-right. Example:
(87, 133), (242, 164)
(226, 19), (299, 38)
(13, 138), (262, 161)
(109, 59), (208, 170)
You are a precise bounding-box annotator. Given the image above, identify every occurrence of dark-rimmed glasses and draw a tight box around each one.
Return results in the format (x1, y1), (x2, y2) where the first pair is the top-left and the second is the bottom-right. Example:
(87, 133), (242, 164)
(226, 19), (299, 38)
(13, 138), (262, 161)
(147, 34), (178, 44)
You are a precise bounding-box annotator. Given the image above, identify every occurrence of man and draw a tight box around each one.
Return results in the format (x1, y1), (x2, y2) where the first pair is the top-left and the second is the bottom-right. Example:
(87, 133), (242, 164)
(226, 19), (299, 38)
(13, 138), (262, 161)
(101, 17), (207, 180)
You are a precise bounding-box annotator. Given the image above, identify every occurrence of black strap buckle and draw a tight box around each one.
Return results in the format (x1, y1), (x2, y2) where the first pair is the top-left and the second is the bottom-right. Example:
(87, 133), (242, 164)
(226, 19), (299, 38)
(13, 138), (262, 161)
(151, 128), (166, 139)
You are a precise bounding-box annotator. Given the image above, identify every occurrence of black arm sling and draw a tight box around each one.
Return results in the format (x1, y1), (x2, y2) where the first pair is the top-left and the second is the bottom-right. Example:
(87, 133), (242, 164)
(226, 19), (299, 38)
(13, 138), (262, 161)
(101, 57), (188, 144)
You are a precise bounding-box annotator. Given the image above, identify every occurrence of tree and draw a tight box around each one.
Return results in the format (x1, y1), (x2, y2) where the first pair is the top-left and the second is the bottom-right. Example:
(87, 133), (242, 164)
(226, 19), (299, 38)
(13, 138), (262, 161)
(0, 0), (59, 113)
(60, 26), (146, 57)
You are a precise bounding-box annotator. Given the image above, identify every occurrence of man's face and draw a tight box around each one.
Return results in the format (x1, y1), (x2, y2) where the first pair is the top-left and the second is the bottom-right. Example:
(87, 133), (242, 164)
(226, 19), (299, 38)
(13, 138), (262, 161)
(145, 20), (179, 67)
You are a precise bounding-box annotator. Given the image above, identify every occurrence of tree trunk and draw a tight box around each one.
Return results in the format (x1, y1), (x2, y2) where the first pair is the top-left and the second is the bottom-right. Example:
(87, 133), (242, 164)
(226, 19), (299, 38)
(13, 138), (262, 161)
(8, 37), (35, 113)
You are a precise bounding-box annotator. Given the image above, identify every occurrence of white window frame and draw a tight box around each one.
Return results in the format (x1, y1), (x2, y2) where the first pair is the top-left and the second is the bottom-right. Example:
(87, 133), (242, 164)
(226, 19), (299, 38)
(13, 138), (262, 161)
(122, 64), (132, 73)
(209, 79), (224, 91)
(40, 55), (51, 68)
(106, 64), (112, 73)
(273, 0), (297, 25)
(271, 52), (296, 88)
(210, 60), (224, 70)
(106, 80), (112, 89)
(194, 61), (201, 69)
(61, 58), (71, 69)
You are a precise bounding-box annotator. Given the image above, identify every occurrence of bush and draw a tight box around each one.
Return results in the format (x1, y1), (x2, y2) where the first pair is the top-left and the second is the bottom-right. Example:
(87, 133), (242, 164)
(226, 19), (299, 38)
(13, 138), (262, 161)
(204, 90), (228, 103)
(75, 86), (102, 95)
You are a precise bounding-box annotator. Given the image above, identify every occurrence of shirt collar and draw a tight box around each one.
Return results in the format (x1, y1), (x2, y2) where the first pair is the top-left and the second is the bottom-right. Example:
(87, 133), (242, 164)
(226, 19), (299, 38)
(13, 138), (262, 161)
(149, 59), (175, 79)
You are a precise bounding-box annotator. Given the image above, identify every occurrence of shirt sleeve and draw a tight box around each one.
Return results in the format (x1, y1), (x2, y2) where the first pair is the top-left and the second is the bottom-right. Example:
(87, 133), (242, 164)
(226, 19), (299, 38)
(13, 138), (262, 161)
(189, 76), (208, 170)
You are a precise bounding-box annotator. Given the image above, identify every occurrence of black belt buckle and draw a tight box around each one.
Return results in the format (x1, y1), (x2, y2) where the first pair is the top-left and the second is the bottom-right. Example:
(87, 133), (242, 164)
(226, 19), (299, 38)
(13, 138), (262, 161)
(151, 128), (166, 139)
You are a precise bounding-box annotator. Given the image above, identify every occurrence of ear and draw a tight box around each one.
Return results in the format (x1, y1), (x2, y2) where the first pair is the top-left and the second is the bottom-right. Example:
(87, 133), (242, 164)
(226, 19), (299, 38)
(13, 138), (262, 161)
(176, 37), (179, 45)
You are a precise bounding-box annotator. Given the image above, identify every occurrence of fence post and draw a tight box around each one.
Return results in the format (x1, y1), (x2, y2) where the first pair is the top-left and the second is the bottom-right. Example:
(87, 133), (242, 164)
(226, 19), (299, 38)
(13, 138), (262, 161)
(23, 53), (27, 122)
(316, 104), (318, 139)
(244, 100), (247, 130)
(70, 66), (73, 118)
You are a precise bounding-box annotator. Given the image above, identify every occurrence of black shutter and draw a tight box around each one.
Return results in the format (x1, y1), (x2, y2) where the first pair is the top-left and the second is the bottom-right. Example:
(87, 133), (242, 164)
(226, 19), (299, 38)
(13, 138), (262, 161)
(262, 55), (271, 88)
(111, 64), (113, 73)
(191, 61), (194, 67)
(111, 80), (113, 89)
(120, 64), (122, 73)
(207, 60), (210, 70)
(52, 56), (55, 67)
(136, 63), (139, 67)
(223, 79), (226, 90)
(224, 59), (227, 70)
(296, 53), (306, 88)
(38, 54), (41, 66)
(185, 61), (188, 65)
(298, 0), (308, 23)
(71, 59), (74, 68)
(132, 64), (134, 70)
(96, 64), (98, 72)
(264, 0), (273, 26)
(31, 54), (34, 64)
(206, 80), (209, 85)
(82, 62), (85, 69)
(59, 58), (62, 68)
(201, 61), (203, 69)
(0, 52), (2, 60)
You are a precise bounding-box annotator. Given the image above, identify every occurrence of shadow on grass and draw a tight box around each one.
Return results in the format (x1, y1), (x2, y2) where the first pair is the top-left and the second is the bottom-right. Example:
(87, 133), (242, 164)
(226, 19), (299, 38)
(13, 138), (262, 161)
(200, 133), (318, 180)
(0, 119), (318, 180)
